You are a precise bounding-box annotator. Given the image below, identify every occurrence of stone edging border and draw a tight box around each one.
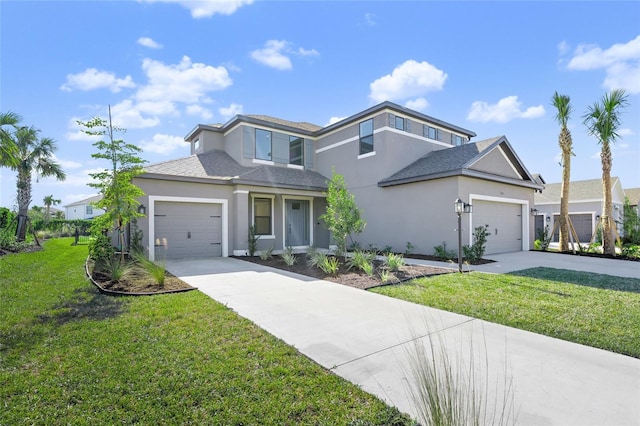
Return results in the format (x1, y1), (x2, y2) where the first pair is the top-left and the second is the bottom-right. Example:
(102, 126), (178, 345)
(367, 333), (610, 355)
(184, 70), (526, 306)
(85, 256), (197, 296)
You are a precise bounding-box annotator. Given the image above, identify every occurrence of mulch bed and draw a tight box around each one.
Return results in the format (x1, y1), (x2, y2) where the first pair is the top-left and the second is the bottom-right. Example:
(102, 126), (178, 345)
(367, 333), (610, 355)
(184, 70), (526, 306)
(236, 254), (456, 290)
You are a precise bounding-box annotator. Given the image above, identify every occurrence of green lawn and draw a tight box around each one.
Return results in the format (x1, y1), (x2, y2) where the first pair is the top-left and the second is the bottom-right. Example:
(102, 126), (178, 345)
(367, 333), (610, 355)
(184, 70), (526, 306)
(1, 239), (412, 425)
(372, 268), (640, 358)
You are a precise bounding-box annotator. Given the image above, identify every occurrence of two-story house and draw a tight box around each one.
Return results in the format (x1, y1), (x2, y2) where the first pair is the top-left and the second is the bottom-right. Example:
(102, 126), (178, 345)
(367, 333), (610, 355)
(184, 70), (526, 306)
(133, 101), (543, 261)
(64, 194), (105, 220)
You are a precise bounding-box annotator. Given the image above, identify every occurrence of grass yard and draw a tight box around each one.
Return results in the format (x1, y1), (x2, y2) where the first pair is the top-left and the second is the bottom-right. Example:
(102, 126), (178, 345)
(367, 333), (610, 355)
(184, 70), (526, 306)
(0, 239), (412, 425)
(372, 268), (640, 359)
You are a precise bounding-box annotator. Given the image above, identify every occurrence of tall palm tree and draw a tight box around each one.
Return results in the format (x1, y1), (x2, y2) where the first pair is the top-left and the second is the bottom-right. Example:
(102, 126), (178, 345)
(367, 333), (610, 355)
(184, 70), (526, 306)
(43, 195), (61, 221)
(0, 111), (21, 168)
(552, 92), (574, 252)
(583, 89), (629, 255)
(4, 125), (66, 241)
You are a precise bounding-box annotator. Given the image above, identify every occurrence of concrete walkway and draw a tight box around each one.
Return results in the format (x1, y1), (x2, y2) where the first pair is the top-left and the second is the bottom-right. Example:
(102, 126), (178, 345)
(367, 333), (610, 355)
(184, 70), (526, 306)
(166, 253), (640, 425)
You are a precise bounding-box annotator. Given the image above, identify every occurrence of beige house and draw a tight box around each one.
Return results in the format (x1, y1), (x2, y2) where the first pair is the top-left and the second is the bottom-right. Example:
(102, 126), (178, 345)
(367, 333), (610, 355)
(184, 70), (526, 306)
(533, 177), (628, 243)
(133, 101), (543, 260)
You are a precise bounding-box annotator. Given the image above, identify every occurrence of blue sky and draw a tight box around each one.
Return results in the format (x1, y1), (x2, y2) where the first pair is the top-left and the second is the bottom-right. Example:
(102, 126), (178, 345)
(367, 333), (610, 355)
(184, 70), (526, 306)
(1, 0), (639, 210)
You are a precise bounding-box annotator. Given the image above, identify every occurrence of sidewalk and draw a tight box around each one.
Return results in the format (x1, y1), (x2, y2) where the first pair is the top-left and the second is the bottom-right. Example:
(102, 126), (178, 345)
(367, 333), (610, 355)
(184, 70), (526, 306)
(166, 256), (640, 425)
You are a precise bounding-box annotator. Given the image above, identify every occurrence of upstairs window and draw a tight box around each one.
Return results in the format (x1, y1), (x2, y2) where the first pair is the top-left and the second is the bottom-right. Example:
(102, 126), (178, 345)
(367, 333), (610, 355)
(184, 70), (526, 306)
(255, 129), (272, 160)
(289, 136), (304, 166)
(394, 116), (405, 131)
(424, 125), (440, 141)
(359, 119), (374, 155)
(452, 134), (465, 146)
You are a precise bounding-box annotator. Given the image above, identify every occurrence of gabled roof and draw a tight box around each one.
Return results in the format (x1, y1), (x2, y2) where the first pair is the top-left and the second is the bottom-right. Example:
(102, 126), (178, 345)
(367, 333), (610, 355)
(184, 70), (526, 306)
(378, 136), (542, 189)
(64, 194), (102, 208)
(185, 101), (476, 142)
(535, 177), (624, 204)
(140, 150), (328, 191)
(624, 187), (640, 206)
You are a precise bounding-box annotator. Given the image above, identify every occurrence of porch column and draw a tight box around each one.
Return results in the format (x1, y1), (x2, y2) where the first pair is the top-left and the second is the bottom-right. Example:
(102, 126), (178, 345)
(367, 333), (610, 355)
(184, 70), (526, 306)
(233, 190), (250, 256)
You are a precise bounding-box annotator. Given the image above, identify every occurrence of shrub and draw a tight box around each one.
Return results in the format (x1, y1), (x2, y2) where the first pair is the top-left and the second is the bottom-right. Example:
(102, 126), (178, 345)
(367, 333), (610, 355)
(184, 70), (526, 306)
(378, 269), (391, 283)
(405, 241), (415, 256)
(385, 252), (405, 272)
(381, 245), (393, 254)
(307, 250), (327, 268)
(281, 246), (297, 266)
(361, 261), (374, 276)
(536, 225), (550, 251)
(259, 246), (274, 260)
(102, 256), (133, 283)
(88, 233), (114, 266)
(463, 225), (489, 263)
(131, 252), (166, 287)
(318, 256), (340, 275)
(534, 239), (542, 250)
(621, 244), (640, 259)
(347, 249), (376, 272)
(434, 243), (456, 260)
(247, 225), (260, 256)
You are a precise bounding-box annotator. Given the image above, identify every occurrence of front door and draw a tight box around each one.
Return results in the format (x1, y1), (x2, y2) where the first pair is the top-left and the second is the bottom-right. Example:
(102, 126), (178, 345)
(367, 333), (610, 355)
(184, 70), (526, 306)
(285, 199), (310, 247)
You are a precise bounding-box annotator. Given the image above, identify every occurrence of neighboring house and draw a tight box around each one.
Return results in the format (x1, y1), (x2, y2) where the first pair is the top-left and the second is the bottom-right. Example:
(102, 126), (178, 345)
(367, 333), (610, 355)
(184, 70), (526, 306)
(49, 207), (64, 219)
(534, 177), (627, 243)
(64, 195), (105, 220)
(625, 187), (640, 212)
(133, 101), (543, 261)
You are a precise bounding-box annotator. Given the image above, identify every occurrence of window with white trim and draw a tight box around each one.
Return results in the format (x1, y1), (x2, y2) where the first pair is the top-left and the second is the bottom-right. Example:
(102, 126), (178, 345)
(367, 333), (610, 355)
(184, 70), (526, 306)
(289, 136), (304, 166)
(255, 129), (272, 160)
(85, 205), (93, 215)
(359, 119), (374, 155)
(253, 197), (272, 236)
(424, 125), (440, 141)
(452, 134), (465, 146)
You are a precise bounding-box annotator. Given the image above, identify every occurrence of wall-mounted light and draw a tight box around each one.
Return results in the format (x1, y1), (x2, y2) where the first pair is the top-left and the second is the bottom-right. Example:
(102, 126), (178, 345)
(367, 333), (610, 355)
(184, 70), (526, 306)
(530, 208), (538, 215)
(596, 214), (600, 221)
(137, 204), (146, 215)
(546, 216), (550, 223)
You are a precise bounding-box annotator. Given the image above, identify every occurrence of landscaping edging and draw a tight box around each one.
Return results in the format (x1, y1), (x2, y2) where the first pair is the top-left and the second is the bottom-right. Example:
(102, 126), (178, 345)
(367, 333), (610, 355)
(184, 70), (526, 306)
(84, 256), (197, 296)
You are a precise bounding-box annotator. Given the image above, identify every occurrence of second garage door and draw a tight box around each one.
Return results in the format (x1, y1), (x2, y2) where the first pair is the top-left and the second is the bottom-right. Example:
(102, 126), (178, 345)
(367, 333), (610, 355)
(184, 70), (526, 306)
(154, 201), (222, 259)
(473, 200), (522, 255)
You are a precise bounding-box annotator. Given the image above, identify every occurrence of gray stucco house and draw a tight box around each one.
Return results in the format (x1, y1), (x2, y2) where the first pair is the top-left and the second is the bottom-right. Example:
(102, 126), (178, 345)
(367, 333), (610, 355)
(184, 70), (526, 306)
(533, 177), (627, 243)
(133, 101), (543, 261)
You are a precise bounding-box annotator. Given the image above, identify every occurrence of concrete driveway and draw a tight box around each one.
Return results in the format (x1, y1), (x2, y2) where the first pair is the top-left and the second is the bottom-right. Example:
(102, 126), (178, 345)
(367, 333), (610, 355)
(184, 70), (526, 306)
(166, 253), (640, 425)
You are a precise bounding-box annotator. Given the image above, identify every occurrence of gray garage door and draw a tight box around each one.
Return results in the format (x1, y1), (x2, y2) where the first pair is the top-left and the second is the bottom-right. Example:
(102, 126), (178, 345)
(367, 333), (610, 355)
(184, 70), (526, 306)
(473, 200), (522, 255)
(553, 214), (592, 243)
(154, 201), (222, 259)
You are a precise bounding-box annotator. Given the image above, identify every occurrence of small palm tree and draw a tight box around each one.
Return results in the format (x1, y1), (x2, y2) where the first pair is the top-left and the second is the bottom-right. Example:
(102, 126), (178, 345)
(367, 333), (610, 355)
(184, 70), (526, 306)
(552, 92), (574, 252)
(3, 125), (66, 241)
(583, 89), (629, 255)
(43, 195), (61, 221)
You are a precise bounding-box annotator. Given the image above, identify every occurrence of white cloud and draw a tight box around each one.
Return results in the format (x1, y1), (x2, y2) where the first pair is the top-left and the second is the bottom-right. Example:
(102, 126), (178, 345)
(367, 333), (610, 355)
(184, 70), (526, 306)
(140, 0), (253, 18)
(186, 104), (214, 120)
(139, 133), (186, 155)
(219, 103), (243, 121)
(137, 56), (232, 103)
(51, 154), (83, 170)
(137, 36), (163, 49)
(467, 96), (545, 123)
(557, 40), (570, 56)
(326, 116), (347, 126)
(110, 99), (161, 129)
(297, 47), (319, 57)
(61, 68), (136, 93)
(363, 13), (376, 27)
(250, 40), (292, 70)
(619, 128), (634, 136)
(405, 97), (429, 111)
(369, 60), (447, 104)
(566, 35), (640, 94)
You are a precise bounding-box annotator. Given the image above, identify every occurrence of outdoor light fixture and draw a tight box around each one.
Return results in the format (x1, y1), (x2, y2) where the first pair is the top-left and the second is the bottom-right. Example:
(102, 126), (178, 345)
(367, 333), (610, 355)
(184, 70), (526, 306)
(454, 198), (472, 273)
(137, 204), (146, 215)
(531, 208), (538, 215)
(546, 216), (551, 222)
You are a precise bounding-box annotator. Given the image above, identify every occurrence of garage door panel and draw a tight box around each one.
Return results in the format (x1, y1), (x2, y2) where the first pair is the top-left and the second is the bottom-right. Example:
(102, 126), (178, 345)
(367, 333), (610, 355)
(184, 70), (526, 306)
(155, 201), (222, 259)
(552, 214), (592, 243)
(473, 200), (522, 255)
